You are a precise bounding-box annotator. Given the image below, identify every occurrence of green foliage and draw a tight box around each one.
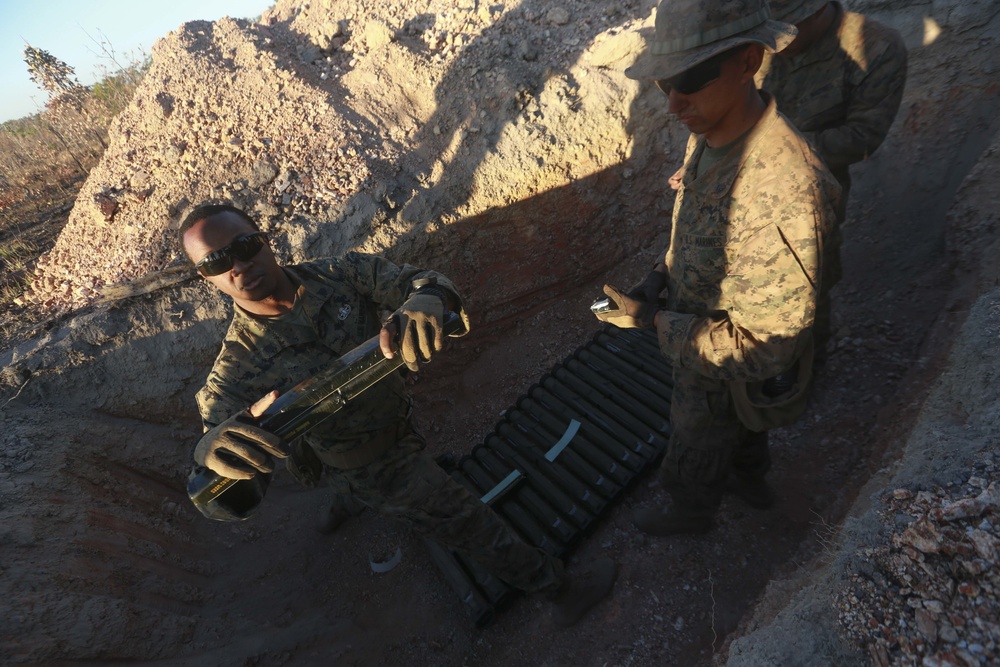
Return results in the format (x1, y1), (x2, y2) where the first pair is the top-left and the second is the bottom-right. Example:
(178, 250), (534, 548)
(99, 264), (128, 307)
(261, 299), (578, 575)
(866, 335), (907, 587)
(89, 57), (151, 115)
(1, 117), (43, 140)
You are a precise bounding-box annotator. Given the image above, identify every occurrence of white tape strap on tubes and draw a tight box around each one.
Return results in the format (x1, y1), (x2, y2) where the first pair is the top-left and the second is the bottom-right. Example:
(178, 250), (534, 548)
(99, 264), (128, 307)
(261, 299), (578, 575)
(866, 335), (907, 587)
(478, 419), (580, 503)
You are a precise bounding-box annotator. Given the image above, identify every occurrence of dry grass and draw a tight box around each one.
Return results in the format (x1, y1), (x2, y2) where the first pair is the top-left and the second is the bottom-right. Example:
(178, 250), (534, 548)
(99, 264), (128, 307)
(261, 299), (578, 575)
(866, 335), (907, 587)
(0, 236), (40, 271)
(0, 56), (144, 350)
(0, 236), (40, 316)
(0, 172), (81, 348)
(810, 507), (843, 561)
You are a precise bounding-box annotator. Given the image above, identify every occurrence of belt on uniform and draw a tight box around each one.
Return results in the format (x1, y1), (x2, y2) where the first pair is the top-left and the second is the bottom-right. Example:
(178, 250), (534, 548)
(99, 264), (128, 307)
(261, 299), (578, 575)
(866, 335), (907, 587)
(321, 420), (406, 470)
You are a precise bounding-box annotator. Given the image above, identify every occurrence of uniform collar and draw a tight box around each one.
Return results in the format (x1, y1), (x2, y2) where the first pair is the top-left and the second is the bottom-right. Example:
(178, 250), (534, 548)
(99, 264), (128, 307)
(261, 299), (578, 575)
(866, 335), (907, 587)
(230, 265), (338, 357)
(284, 265), (338, 323)
(682, 91), (781, 199)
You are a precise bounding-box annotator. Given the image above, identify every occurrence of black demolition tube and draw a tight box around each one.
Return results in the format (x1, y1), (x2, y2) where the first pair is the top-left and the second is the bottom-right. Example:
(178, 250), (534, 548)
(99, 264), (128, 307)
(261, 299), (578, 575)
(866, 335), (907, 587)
(534, 383), (651, 470)
(502, 414), (620, 502)
(594, 332), (675, 387)
(564, 358), (670, 428)
(605, 326), (666, 360)
(487, 433), (598, 528)
(460, 457), (562, 557)
(572, 354), (673, 434)
(517, 397), (633, 486)
(546, 368), (667, 461)
(474, 447), (577, 547)
(422, 538), (495, 628)
(582, 345), (673, 398)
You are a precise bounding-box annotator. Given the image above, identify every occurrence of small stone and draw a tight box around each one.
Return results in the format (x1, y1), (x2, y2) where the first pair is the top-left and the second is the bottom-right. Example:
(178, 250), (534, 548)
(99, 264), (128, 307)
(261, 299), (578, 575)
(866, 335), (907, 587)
(924, 600), (945, 614)
(958, 581), (980, 596)
(249, 159), (279, 188)
(939, 624), (960, 643)
(94, 193), (119, 222)
(519, 40), (538, 61)
(969, 528), (999, 561)
(900, 518), (944, 554)
(547, 7), (570, 25)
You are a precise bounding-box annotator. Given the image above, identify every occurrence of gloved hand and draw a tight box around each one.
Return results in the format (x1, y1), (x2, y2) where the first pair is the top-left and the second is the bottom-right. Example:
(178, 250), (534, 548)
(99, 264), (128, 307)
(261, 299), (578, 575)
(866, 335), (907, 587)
(193, 410), (285, 480)
(593, 284), (659, 330)
(626, 269), (668, 305)
(386, 289), (447, 371)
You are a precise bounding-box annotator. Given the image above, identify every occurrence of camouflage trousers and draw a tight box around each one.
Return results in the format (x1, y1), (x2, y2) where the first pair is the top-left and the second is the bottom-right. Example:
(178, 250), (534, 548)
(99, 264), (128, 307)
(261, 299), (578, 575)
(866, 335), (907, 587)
(325, 423), (564, 595)
(659, 367), (771, 512)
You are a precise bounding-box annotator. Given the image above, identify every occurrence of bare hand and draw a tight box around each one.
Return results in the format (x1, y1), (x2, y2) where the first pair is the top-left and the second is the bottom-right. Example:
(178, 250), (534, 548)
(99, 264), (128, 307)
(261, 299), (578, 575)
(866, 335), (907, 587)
(249, 390), (279, 418)
(669, 167), (684, 191)
(379, 319), (399, 360)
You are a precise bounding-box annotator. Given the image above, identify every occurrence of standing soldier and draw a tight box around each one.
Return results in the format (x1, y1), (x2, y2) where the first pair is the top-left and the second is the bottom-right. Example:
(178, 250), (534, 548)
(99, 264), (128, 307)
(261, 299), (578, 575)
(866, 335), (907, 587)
(594, 0), (841, 534)
(181, 203), (617, 626)
(758, 0), (908, 355)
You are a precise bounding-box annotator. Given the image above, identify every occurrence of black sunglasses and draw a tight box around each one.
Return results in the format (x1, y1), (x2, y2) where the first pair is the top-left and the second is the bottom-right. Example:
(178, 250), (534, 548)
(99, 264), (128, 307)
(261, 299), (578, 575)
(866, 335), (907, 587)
(195, 232), (268, 276)
(655, 45), (746, 96)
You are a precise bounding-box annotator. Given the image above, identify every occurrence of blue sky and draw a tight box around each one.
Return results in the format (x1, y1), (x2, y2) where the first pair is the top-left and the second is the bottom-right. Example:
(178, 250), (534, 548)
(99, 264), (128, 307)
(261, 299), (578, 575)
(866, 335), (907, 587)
(1, 0), (275, 123)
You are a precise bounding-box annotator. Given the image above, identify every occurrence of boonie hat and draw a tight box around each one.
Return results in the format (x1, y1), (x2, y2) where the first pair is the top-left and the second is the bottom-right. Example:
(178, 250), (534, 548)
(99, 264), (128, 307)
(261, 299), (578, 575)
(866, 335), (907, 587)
(769, 0), (830, 26)
(626, 0), (798, 81)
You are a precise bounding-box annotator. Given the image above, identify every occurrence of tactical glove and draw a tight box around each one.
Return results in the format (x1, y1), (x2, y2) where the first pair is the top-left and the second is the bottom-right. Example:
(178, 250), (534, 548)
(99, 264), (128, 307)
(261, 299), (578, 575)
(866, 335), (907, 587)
(193, 410), (285, 480)
(393, 288), (447, 371)
(593, 284), (658, 330)
(626, 270), (668, 305)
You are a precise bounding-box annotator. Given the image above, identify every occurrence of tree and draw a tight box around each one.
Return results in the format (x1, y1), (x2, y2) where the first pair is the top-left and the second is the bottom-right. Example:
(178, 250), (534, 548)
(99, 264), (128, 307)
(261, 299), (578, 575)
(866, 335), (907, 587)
(22, 45), (99, 172)
(23, 45), (85, 102)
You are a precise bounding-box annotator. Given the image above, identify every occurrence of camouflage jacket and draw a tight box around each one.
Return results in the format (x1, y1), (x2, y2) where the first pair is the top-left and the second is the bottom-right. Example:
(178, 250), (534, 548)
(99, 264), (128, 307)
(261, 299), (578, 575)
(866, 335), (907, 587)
(757, 2), (907, 179)
(656, 93), (841, 382)
(196, 252), (468, 457)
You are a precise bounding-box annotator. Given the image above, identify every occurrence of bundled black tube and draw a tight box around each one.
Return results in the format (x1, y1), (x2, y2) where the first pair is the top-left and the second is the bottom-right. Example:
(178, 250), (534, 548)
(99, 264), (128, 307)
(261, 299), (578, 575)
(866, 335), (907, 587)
(563, 358), (670, 428)
(501, 415), (619, 503)
(422, 538), (495, 628)
(474, 447), (577, 548)
(517, 397), (632, 487)
(546, 371), (666, 458)
(458, 457), (561, 557)
(486, 433), (597, 529)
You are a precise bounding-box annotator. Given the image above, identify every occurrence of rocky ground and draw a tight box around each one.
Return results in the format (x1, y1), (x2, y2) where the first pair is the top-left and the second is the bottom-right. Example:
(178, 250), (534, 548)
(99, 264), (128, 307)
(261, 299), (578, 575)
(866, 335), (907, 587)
(2, 0), (1000, 665)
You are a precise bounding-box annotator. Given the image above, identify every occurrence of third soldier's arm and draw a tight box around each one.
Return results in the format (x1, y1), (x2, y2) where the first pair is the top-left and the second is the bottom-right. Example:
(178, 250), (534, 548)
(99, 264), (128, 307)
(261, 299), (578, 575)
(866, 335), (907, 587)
(812, 28), (908, 171)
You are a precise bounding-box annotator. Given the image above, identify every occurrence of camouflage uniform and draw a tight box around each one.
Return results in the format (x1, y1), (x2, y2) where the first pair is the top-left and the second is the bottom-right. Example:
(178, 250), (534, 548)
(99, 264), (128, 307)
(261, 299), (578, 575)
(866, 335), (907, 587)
(758, 2), (906, 193)
(757, 1), (907, 344)
(197, 252), (563, 594)
(654, 93), (841, 512)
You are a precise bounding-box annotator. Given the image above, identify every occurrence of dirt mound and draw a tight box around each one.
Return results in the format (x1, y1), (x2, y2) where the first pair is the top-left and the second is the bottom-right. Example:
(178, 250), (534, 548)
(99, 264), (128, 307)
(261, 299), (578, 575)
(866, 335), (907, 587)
(26, 13), (376, 308)
(25, 0), (673, 324)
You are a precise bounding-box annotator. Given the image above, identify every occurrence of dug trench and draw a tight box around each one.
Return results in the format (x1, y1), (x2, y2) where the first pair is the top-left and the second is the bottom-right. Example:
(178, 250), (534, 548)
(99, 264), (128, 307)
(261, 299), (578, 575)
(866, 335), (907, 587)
(2, 1), (1000, 666)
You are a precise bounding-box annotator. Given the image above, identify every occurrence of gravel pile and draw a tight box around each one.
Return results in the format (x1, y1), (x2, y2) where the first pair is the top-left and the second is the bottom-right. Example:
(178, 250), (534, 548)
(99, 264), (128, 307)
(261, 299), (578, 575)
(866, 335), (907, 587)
(22, 0), (659, 317)
(26, 14), (372, 310)
(837, 452), (1000, 666)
